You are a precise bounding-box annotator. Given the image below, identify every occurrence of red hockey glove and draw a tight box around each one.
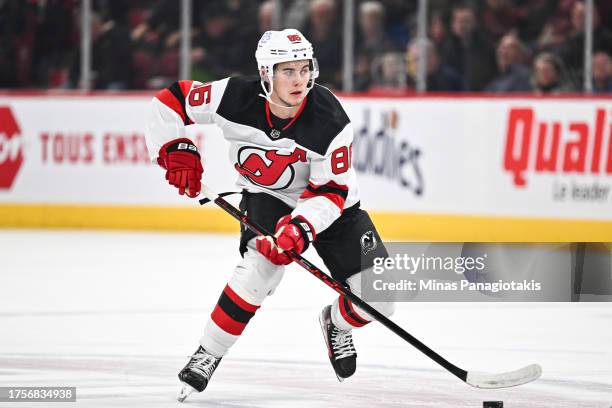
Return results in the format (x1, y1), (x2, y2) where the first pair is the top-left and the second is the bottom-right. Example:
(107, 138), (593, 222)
(256, 215), (315, 265)
(157, 138), (203, 198)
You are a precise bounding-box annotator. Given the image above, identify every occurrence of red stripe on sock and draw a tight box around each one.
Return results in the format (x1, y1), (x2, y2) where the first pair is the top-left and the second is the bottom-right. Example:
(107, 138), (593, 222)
(338, 297), (367, 328)
(211, 305), (247, 336)
(345, 297), (370, 325)
(224, 285), (260, 313)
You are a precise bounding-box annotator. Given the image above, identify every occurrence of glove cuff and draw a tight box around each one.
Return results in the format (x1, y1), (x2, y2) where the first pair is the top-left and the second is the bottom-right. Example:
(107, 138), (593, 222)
(157, 138), (200, 168)
(289, 216), (316, 252)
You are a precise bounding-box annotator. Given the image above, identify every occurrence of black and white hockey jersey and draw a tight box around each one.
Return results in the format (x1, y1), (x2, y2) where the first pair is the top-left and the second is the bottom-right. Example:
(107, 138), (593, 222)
(145, 76), (360, 235)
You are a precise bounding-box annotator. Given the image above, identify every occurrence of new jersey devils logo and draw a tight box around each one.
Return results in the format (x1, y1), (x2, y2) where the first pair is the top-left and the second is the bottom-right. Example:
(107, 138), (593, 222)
(235, 146), (307, 190)
(360, 231), (377, 255)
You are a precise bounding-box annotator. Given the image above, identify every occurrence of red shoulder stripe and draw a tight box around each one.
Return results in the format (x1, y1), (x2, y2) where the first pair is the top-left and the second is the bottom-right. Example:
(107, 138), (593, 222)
(179, 80), (194, 96)
(155, 80), (196, 125)
(156, 88), (187, 123)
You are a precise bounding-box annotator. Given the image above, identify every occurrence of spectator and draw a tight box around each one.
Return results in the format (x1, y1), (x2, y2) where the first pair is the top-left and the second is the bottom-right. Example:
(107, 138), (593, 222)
(406, 38), (464, 92)
(258, 1), (275, 34)
(369, 52), (407, 92)
(68, 12), (133, 89)
(440, 4), (497, 91)
(353, 53), (373, 91)
(357, 1), (396, 58)
(557, 1), (612, 85)
(192, 4), (241, 81)
(536, 0), (577, 54)
(0, 1), (39, 88)
(428, 10), (448, 50)
(218, 0), (259, 75)
(303, 0), (342, 89)
(481, 0), (524, 42)
(599, 1), (612, 28)
(514, 0), (557, 43)
(131, 0), (180, 46)
(33, 0), (79, 88)
(592, 51), (612, 93)
(354, 1), (396, 91)
(531, 52), (574, 94)
(284, 0), (311, 32)
(486, 33), (532, 92)
(379, 0), (414, 49)
(130, 0), (181, 88)
(95, 15), (132, 89)
(4, 0), (611, 93)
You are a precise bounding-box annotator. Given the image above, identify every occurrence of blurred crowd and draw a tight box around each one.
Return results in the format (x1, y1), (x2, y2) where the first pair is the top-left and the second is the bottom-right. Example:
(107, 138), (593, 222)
(1, 0), (611, 93)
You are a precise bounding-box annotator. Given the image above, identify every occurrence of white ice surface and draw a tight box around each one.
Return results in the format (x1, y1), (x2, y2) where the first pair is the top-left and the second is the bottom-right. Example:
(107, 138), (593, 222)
(0, 230), (610, 407)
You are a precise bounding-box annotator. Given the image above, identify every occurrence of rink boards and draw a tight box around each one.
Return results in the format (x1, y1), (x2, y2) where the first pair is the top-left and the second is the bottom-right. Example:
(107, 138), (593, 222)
(1, 93), (612, 240)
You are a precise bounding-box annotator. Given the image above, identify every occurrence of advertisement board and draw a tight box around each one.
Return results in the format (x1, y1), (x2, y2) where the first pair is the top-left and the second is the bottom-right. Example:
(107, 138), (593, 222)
(344, 97), (612, 219)
(1, 94), (611, 239)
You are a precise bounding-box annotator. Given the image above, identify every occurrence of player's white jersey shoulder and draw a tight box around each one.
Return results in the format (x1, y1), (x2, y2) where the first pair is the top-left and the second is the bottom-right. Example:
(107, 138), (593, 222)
(210, 76), (352, 156)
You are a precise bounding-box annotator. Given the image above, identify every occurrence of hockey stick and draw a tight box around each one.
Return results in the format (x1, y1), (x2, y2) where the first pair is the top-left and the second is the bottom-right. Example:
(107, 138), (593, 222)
(198, 185), (542, 389)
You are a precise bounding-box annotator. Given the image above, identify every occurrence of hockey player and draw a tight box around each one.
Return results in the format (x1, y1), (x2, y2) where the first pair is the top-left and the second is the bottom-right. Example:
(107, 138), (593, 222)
(144, 29), (395, 402)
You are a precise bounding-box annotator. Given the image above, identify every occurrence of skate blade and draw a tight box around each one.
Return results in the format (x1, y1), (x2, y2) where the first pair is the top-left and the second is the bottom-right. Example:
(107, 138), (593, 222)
(177, 383), (197, 403)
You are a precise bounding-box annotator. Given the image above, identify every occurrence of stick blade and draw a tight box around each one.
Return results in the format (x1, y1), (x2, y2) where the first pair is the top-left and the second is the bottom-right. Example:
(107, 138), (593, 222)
(466, 364), (542, 389)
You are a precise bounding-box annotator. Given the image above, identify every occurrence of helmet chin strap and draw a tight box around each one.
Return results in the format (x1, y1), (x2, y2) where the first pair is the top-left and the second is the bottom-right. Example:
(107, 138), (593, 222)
(258, 93), (297, 109)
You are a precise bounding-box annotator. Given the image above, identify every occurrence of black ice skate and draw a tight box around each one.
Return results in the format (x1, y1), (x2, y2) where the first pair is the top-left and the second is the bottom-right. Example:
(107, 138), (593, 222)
(177, 346), (222, 402)
(319, 305), (357, 381)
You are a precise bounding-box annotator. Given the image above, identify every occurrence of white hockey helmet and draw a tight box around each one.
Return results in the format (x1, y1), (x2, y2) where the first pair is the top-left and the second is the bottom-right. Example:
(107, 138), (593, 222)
(255, 29), (319, 101)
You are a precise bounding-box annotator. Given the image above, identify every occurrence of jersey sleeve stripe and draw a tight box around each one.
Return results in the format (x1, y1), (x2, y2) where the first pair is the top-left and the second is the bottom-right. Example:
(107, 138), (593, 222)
(178, 80), (194, 97)
(156, 88), (186, 123)
(168, 81), (194, 125)
(300, 190), (345, 210)
(305, 181), (348, 196)
(299, 181), (348, 210)
(154, 81), (194, 126)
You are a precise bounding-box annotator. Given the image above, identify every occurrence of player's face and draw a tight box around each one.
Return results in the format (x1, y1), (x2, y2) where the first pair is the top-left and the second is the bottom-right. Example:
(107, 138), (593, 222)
(272, 60), (311, 107)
